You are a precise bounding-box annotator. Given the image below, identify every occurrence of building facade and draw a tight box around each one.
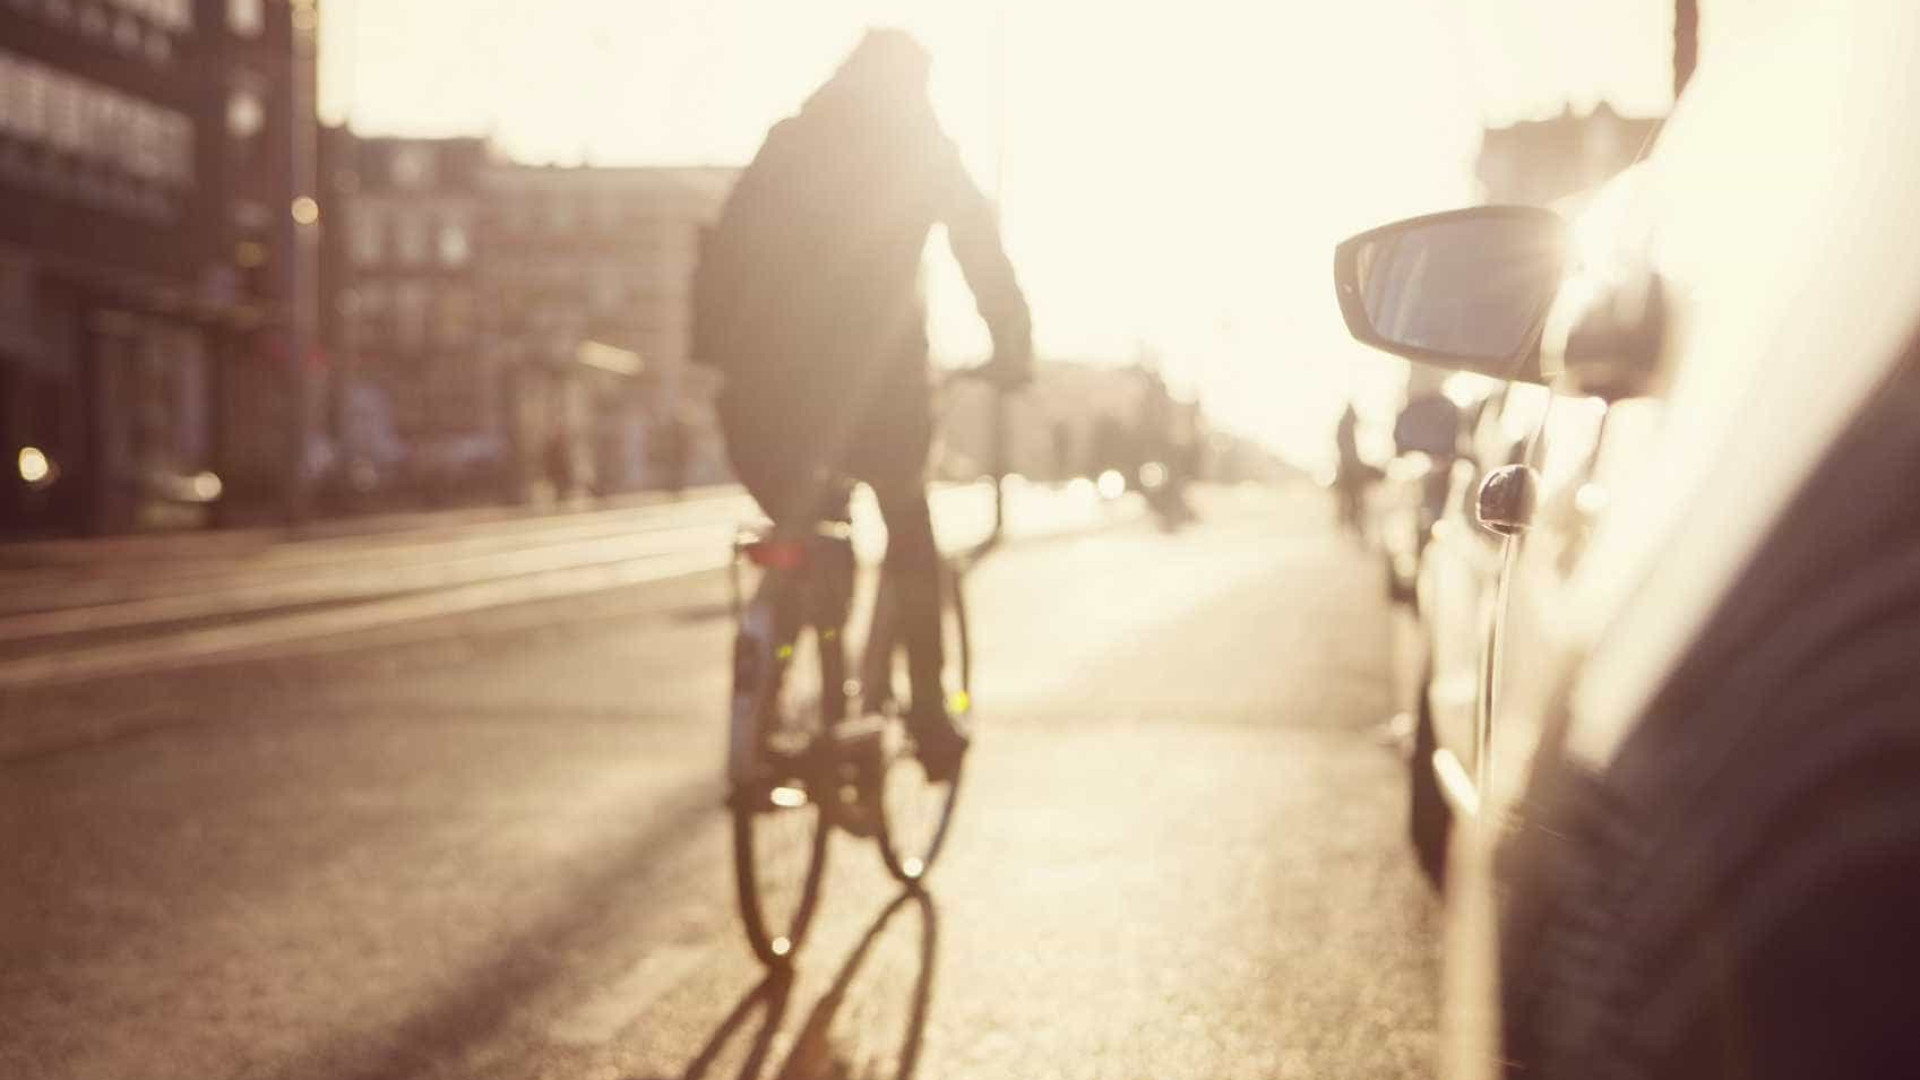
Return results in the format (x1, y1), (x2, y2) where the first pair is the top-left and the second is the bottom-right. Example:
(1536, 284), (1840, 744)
(318, 131), (495, 505)
(318, 150), (738, 505)
(477, 163), (735, 500)
(0, 0), (317, 536)
(1476, 102), (1662, 208)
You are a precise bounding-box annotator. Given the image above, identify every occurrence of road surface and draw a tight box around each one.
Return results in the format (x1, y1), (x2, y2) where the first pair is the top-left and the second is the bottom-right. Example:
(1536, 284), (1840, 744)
(0, 485), (1439, 1080)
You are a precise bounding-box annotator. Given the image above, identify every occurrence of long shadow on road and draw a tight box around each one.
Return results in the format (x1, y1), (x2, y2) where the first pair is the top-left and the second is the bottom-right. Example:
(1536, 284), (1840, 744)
(253, 780), (721, 1080)
(648, 889), (939, 1080)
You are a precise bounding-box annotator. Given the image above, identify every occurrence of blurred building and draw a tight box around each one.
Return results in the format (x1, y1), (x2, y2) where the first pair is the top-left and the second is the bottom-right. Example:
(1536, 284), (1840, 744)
(479, 163), (736, 501)
(937, 359), (1169, 481)
(937, 357), (1290, 487)
(1476, 102), (1662, 207)
(0, 0), (317, 537)
(315, 138), (739, 507)
(318, 132), (496, 506)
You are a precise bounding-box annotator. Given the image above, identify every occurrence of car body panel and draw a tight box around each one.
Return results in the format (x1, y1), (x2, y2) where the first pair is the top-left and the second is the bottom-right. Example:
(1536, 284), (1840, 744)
(1414, 378), (1550, 816)
(1441, 5), (1920, 1077)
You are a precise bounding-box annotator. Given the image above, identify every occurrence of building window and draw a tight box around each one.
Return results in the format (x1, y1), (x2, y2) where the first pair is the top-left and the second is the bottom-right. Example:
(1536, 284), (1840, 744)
(394, 214), (429, 265)
(395, 283), (429, 351)
(226, 87), (264, 140)
(391, 145), (435, 189)
(1, 59), (47, 142)
(437, 220), (470, 266)
(135, 0), (195, 33)
(590, 268), (623, 315)
(44, 75), (82, 155)
(435, 289), (471, 347)
(350, 208), (384, 265)
(227, 0), (264, 36)
(0, 51), (194, 189)
(112, 13), (143, 54)
(355, 282), (390, 343)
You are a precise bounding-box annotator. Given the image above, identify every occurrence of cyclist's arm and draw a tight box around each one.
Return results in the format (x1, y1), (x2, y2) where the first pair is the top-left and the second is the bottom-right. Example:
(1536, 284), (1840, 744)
(933, 137), (1033, 380)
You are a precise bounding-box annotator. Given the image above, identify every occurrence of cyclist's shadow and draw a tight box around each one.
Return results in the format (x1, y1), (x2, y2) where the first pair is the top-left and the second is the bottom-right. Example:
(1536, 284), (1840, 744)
(657, 889), (940, 1080)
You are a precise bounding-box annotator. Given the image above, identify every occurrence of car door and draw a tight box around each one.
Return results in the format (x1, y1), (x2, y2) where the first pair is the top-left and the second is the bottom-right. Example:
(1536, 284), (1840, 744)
(1420, 382), (1549, 802)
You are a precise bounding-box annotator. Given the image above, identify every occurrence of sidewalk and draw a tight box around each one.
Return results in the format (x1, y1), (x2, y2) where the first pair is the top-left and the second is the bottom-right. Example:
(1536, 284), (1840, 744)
(0, 480), (1140, 692)
(0, 485), (744, 571)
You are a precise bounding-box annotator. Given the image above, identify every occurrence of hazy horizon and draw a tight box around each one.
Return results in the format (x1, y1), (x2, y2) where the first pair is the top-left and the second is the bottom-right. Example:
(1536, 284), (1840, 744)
(318, 1), (1674, 466)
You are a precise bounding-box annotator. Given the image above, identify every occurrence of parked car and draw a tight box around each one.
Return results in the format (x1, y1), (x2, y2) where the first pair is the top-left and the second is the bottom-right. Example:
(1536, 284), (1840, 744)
(1334, 5), (1920, 1075)
(1373, 380), (1482, 608)
(1353, 155), (1670, 885)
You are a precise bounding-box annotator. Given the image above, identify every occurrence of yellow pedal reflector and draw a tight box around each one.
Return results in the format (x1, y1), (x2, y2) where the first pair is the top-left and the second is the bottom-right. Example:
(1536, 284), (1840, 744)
(776, 644), (794, 660)
(948, 690), (972, 715)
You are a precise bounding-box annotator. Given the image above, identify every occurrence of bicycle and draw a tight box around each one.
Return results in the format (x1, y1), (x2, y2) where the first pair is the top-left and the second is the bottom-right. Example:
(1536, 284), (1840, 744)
(724, 371), (1009, 968)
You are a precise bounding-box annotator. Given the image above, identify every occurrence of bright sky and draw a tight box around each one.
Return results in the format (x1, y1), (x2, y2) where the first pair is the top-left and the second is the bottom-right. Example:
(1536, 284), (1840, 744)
(319, 0), (1674, 466)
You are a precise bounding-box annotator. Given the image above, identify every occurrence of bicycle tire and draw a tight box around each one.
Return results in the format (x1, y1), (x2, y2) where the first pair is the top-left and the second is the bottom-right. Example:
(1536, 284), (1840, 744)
(875, 560), (971, 885)
(732, 617), (832, 968)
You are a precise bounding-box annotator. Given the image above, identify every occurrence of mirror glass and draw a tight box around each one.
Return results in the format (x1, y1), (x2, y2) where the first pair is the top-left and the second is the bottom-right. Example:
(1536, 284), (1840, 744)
(1341, 211), (1566, 369)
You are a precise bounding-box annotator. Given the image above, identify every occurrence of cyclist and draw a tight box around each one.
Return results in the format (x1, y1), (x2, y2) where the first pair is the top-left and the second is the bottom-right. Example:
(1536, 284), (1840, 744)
(693, 28), (1033, 781)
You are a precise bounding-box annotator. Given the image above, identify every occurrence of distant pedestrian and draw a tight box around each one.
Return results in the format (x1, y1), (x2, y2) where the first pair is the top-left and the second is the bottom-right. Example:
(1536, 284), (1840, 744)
(1333, 402), (1369, 536)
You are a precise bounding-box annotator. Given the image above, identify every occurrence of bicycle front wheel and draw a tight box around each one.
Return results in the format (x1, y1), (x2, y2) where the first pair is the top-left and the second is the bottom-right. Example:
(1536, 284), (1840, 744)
(732, 619), (833, 967)
(876, 561), (971, 885)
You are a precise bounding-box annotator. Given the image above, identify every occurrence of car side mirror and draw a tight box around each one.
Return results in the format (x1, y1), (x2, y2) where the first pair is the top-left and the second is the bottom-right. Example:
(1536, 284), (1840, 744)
(1333, 207), (1568, 384)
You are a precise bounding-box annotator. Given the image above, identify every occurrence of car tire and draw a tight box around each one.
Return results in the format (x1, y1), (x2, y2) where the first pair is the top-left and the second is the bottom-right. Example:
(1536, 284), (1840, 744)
(1409, 673), (1450, 888)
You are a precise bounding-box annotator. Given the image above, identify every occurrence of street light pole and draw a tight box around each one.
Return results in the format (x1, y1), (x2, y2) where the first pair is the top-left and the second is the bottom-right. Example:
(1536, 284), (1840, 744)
(286, 0), (321, 523)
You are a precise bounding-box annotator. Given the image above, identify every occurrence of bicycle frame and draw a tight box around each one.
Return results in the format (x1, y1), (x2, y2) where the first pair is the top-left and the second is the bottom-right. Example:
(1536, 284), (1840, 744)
(725, 376), (1011, 787)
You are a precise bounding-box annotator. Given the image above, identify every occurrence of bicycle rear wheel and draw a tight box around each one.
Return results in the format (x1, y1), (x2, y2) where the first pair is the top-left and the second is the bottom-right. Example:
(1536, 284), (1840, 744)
(732, 618), (833, 967)
(875, 561), (971, 884)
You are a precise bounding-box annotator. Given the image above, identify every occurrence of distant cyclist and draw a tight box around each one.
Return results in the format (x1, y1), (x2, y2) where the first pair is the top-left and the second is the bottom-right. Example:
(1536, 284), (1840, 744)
(693, 29), (1033, 780)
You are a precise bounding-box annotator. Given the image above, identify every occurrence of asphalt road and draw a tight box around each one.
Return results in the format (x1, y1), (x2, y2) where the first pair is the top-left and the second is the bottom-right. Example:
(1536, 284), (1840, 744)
(0, 486), (1439, 1080)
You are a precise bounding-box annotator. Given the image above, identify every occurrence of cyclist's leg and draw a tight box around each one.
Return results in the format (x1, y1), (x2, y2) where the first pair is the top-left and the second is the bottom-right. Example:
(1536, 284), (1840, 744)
(869, 470), (967, 780)
(844, 395), (942, 710)
(721, 396), (820, 726)
(811, 480), (855, 723)
(856, 409), (968, 758)
(869, 471), (943, 710)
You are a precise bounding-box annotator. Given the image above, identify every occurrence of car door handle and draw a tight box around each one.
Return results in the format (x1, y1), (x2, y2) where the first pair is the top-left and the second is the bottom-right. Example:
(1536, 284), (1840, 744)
(1477, 464), (1538, 536)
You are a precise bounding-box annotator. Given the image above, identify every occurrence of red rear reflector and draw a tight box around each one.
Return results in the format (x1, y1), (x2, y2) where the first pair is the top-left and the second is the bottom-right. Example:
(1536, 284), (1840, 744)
(744, 540), (808, 570)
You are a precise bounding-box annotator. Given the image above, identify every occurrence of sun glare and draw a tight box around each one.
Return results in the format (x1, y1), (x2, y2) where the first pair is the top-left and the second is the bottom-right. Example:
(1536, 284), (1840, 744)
(321, 0), (1674, 465)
